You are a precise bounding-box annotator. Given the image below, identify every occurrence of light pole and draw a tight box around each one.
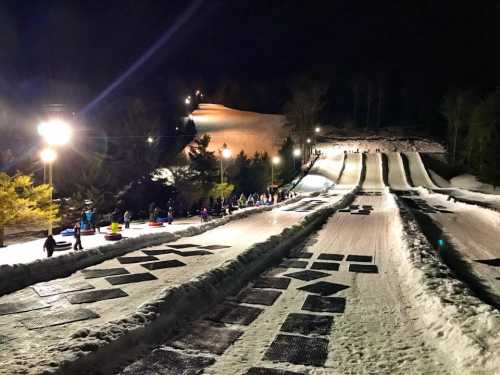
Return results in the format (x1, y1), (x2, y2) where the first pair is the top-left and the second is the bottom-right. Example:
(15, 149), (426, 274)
(271, 156), (281, 187)
(38, 118), (71, 235)
(293, 148), (301, 171)
(220, 146), (232, 184)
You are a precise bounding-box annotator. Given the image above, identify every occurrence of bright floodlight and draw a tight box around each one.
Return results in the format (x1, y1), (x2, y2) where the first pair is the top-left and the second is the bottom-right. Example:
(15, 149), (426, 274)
(315, 126), (321, 133)
(195, 90), (201, 96)
(272, 156), (281, 165)
(293, 148), (301, 157)
(40, 148), (57, 163)
(38, 119), (71, 145)
(147, 136), (154, 144)
(221, 147), (232, 159)
(306, 138), (311, 144)
(185, 97), (191, 105)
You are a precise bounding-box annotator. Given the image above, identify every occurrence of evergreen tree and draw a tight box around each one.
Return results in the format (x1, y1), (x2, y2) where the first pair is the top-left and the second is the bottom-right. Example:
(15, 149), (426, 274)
(0, 173), (58, 247)
(278, 136), (297, 184)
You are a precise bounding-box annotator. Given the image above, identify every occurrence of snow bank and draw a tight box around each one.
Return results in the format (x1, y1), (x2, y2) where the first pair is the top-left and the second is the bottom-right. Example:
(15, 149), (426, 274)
(0, 197), (302, 297)
(318, 136), (444, 153)
(393, 195), (500, 373)
(43, 189), (359, 375)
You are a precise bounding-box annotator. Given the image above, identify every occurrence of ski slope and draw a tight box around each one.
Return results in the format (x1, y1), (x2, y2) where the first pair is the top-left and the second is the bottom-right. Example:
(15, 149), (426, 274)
(405, 152), (438, 189)
(336, 153), (362, 188)
(294, 152), (345, 192)
(387, 152), (411, 190)
(361, 153), (385, 189)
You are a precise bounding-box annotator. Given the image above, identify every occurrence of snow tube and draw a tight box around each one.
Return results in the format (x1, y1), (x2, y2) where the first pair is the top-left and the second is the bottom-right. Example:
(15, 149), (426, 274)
(148, 221), (163, 227)
(104, 233), (122, 241)
(54, 241), (71, 251)
(106, 225), (123, 231)
(157, 217), (169, 223)
(60, 228), (74, 237)
(81, 229), (95, 236)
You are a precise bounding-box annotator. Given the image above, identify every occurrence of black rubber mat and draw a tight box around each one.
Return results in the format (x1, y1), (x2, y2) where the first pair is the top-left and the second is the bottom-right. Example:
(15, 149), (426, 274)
(263, 334), (329, 366)
(317, 253), (344, 261)
(253, 277), (291, 290)
(0, 300), (51, 316)
(32, 280), (95, 297)
(302, 295), (346, 313)
(280, 260), (308, 269)
(167, 244), (200, 249)
(280, 312), (333, 335)
(245, 367), (305, 375)
(81, 268), (130, 279)
(106, 272), (158, 285)
(289, 252), (313, 259)
(284, 270), (330, 281)
(141, 259), (186, 271)
(237, 289), (282, 306)
(121, 348), (215, 375)
(338, 209), (350, 212)
(310, 262), (339, 271)
(117, 256), (158, 264)
(351, 211), (370, 215)
(142, 249), (174, 256)
(475, 258), (500, 267)
(178, 250), (213, 256)
(20, 308), (99, 330)
(349, 264), (379, 273)
(67, 288), (128, 304)
(198, 245), (232, 250)
(298, 281), (349, 296)
(171, 321), (243, 355)
(346, 255), (373, 263)
(207, 303), (263, 325)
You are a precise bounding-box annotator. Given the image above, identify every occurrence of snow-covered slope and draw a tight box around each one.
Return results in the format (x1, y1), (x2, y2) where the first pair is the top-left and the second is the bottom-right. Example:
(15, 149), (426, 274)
(387, 152), (411, 190)
(405, 152), (438, 189)
(336, 153), (362, 188)
(361, 153), (385, 189)
(191, 104), (287, 155)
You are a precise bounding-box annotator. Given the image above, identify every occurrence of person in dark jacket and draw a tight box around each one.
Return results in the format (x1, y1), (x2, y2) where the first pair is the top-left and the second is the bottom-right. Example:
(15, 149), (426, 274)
(73, 223), (83, 250)
(43, 235), (56, 257)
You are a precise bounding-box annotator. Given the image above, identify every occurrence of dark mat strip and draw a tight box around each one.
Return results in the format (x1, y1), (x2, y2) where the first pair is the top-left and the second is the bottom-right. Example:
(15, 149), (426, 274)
(141, 259), (186, 270)
(67, 288), (128, 304)
(207, 303), (263, 325)
(106, 272), (157, 285)
(349, 264), (379, 273)
(117, 256), (158, 264)
(302, 295), (346, 313)
(346, 255), (373, 263)
(298, 281), (349, 296)
(253, 277), (291, 290)
(284, 270), (330, 281)
(280, 312), (333, 336)
(263, 334), (329, 366)
(237, 289), (282, 306)
(310, 262), (339, 271)
(317, 253), (344, 261)
(0, 301), (51, 316)
(81, 268), (130, 279)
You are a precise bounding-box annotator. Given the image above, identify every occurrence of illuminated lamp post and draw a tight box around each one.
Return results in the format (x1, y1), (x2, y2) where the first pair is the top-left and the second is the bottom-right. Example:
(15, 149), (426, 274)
(38, 119), (71, 235)
(293, 148), (301, 171)
(271, 156), (281, 187)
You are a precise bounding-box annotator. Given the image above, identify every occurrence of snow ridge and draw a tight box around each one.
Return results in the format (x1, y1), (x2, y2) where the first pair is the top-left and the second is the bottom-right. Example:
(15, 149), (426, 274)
(0, 197), (302, 297)
(394, 195), (500, 374)
(42, 189), (359, 375)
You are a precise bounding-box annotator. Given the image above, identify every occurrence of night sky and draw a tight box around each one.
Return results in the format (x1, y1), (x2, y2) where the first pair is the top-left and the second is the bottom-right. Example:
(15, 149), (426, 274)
(1, 0), (500, 122)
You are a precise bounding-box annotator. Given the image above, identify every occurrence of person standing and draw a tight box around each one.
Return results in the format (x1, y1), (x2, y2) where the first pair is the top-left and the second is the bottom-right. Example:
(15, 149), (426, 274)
(167, 207), (174, 225)
(73, 223), (83, 250)
(43, 235), (56, 258)
(124, 210), (131, 229)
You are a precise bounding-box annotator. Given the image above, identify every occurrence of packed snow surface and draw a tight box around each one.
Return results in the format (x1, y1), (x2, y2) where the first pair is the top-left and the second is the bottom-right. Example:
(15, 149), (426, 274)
(336, 153), (362, 188)
(294, 152), (345, 192)
(361, 153), (385, 189)
(405, 152), (438, 189)
(386, 152), (411, 190)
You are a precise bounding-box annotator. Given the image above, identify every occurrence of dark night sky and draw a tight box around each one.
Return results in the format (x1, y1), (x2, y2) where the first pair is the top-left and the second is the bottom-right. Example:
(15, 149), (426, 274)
(1, 0), (500, 122)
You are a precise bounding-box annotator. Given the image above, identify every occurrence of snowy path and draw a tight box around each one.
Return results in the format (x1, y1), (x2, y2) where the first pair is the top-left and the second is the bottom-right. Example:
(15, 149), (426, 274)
(361, 153), (385, 190)
(0, 196), (343, 375)
(402, 191), (500, 307)
(405, 152), (438, 189)
(387, 152), (411, 190)
(434, 187), (500, 213)
(0, 217), (200, 266)
(123, 192), (451, 374)
(336, 153), (362, 188)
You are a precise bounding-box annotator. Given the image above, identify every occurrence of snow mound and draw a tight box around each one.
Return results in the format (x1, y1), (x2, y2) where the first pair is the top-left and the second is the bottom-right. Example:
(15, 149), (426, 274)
(394, 195), (500, 373)
(429, 169), (450, 187)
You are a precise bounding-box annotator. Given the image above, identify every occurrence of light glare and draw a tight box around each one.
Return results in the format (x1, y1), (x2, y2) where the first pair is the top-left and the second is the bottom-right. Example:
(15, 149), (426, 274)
(38, 119), (71, 145)
(293, 148), (301, 157)
(222, 147), (232, 159)
(272, 156), (281, 165)
(40, 148), (57, 163)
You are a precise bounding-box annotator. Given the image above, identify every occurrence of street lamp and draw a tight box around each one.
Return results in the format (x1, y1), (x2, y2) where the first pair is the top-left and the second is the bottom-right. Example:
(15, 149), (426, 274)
(147, 136), (154, 144)
(40, 148), (57, 235)
(38, 118), (71, 235)
(293, 148), (301, 170)
(315, 126), (321, 134)
(219, 146), (232, 201)
(271, 156), (281, 186)
(185, 97), (191, 105)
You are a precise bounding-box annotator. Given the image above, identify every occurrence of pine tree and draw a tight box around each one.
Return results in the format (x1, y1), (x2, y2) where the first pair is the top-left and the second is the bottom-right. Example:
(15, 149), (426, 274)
(0, 173), (59, 247)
